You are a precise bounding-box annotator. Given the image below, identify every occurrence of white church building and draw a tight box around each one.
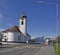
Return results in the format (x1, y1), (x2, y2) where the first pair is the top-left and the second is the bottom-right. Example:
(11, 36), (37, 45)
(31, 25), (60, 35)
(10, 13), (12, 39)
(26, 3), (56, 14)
(2, 14), (31, 43)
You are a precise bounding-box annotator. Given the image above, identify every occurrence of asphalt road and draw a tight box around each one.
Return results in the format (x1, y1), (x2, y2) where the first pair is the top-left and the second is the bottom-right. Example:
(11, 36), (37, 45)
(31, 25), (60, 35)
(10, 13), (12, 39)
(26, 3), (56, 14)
(0, 44), (54, 55)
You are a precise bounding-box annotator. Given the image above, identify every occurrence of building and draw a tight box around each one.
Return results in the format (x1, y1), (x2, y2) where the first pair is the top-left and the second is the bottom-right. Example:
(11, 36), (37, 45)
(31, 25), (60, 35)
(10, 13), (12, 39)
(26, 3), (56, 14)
(2, 13), (31, 43)
(45, 38), (49, 44)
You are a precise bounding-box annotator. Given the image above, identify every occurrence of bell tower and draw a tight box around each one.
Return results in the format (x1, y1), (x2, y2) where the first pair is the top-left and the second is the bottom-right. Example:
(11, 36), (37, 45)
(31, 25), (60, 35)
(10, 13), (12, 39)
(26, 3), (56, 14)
(19, 13), (27, 35)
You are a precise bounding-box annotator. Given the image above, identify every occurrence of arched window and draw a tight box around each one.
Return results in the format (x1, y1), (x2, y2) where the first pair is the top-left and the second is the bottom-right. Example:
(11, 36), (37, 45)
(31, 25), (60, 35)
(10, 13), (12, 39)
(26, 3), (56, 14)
(21, 21), (24, 25)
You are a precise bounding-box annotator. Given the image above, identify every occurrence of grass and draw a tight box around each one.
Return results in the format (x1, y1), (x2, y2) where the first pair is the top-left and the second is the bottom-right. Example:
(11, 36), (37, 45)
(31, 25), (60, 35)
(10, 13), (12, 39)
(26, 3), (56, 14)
(54, 43), (60, 55)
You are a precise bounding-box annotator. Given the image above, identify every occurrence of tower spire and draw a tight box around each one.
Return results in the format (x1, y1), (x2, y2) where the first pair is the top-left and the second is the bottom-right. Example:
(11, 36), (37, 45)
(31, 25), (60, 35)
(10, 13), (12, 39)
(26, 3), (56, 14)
(20, 12), (27, 19)
(21, 12), (26, 17)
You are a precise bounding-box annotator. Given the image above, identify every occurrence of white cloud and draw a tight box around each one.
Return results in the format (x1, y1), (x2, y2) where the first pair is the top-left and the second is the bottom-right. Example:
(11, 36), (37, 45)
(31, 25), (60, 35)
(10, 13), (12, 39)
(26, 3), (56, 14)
(0, 13), (3, 19)
(8, 24), (13, 27)
(0, 13), (4, 23)
(0, 28), (5, 31)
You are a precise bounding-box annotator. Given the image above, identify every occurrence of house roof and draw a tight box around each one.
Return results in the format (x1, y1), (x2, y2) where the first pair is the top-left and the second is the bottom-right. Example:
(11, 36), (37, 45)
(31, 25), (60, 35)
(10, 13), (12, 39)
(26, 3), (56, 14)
(2, 25), (21, 32)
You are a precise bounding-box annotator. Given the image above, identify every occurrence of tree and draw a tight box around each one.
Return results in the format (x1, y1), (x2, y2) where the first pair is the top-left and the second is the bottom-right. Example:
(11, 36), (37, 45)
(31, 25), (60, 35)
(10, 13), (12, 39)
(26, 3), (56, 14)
(58, 35), (60, 43)
(55, 35), (60, 43)
(0, 32), (3, 41)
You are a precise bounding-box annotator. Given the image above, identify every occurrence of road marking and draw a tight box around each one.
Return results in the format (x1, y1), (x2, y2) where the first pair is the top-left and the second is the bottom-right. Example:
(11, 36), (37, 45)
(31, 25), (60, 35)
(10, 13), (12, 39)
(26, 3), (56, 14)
(41, 47), (44, 48)
(25, 46), (31, 48)
(32, 47), (36, 48)
(15, 46), (20, 48)
(22, 46), (36, 55)
(23, 51), (31, 55)
(36, 47), (40, 48)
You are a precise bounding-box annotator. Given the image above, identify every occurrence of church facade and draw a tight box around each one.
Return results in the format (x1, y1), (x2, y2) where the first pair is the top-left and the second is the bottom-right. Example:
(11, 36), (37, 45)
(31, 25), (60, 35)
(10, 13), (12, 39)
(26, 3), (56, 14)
(2, 14), (31, 43)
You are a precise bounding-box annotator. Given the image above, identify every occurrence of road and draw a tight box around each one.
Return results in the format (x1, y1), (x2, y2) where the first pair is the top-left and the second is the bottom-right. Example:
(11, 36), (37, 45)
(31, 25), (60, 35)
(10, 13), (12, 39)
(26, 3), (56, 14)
(0, 44), (54, 55)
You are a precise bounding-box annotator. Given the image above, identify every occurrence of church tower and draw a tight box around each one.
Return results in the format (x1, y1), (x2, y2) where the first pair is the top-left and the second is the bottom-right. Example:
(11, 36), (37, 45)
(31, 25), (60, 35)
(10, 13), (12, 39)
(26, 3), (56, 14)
(19, 13), (27, 35)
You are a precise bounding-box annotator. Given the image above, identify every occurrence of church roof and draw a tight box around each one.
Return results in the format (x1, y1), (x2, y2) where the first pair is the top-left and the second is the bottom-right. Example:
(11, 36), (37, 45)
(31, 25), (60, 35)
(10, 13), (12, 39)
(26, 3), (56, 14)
(2, 26), (31, 37)
(2, 25), (21, 33)
(26, 33), (31, 37)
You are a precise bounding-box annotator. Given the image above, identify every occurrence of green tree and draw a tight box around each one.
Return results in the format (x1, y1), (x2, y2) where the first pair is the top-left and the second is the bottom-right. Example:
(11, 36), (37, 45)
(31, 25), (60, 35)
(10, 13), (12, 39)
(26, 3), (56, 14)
(0, 32), (3, 41)
(55, 35), (60, 43)
(58, 35), (60, 43)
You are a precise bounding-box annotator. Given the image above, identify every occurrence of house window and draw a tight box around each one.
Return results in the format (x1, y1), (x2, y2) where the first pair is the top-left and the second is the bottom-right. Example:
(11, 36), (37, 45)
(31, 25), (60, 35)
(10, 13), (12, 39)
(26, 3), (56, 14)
(21, 21), (24, 25)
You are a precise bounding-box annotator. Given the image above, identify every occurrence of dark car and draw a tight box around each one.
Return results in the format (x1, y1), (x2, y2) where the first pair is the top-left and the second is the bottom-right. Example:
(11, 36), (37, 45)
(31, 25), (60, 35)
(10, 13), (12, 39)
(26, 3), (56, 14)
(0, 43), (2, 45)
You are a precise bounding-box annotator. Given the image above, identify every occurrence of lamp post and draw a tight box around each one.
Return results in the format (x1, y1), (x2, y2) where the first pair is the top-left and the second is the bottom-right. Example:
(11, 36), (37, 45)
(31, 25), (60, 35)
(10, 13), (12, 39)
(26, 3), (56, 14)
(38, 1), (58, 52)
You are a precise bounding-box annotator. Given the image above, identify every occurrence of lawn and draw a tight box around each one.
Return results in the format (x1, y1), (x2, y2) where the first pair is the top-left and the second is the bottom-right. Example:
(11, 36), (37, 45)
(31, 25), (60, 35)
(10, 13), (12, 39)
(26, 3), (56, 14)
(54, 43), (60, 55)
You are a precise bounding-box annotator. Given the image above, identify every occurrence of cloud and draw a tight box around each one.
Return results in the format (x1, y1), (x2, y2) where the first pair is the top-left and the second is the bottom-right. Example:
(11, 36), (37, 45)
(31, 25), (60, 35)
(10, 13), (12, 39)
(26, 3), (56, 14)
(8, 24), (14, 27)
(0, 13), (3, 19)
(0, 13), (4, 23)
(0, 28), (5, 31)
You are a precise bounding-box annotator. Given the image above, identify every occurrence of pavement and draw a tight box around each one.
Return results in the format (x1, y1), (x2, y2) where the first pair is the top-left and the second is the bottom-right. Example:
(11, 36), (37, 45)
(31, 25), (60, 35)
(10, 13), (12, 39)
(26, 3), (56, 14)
(35, 46), (54, 55)
(0, 43), (54, 55)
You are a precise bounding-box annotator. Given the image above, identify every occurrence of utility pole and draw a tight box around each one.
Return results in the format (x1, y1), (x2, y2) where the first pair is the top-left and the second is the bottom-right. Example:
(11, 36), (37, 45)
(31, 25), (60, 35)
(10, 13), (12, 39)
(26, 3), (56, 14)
(38, 0), (58, 52)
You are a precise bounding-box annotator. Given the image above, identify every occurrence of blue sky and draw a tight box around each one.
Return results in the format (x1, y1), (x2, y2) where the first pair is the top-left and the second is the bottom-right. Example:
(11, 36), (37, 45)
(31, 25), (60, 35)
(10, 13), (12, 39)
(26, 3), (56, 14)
(0, 0), (60, 38)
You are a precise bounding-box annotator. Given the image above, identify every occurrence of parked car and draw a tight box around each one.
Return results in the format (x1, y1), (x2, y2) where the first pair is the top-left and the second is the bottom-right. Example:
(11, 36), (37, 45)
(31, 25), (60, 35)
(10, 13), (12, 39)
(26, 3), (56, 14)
(0, 43), (2, 45)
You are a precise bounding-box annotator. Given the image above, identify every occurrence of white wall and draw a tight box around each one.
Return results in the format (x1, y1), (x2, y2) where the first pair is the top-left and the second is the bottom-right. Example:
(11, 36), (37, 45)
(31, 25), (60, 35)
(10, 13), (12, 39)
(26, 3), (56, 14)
(19, 18), (27, 35)
(2, 32), (31, 43)
(2, 33), (8, 41)
(2, 32), (21, 42)
(46, 39), (49, 44)
(7, 32), (21, 42)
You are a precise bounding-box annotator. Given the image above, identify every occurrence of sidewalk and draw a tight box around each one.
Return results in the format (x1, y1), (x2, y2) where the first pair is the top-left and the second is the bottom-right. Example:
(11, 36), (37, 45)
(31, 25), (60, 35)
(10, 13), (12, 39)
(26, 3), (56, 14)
(0, 42), (20, 48)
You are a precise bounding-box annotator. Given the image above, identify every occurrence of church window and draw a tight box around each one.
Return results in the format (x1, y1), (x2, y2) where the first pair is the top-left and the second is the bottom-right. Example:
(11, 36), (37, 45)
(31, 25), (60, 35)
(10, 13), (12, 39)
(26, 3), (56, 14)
(21, 21), (24, 25)
(4, 36), (6, 37)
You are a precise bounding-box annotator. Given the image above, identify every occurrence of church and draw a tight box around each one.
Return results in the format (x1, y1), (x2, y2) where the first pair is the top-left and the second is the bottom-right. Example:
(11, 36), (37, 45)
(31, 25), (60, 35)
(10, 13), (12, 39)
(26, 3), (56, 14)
(2, 14), (31, 43)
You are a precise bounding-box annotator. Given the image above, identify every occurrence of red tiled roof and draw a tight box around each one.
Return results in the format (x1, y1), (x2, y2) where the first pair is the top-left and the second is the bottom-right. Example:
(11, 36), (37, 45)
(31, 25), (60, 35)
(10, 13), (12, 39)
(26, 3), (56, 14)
(2, 25), (21, 32)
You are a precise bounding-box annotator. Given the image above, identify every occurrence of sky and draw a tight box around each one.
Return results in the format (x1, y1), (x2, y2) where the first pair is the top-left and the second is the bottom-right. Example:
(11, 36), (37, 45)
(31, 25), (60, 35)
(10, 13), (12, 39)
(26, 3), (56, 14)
(0, 0), (60, 39)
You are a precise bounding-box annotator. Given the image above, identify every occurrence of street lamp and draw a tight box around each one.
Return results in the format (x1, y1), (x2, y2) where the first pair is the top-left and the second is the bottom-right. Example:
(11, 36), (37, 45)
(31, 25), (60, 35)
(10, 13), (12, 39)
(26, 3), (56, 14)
(38, 1), (58, 52)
